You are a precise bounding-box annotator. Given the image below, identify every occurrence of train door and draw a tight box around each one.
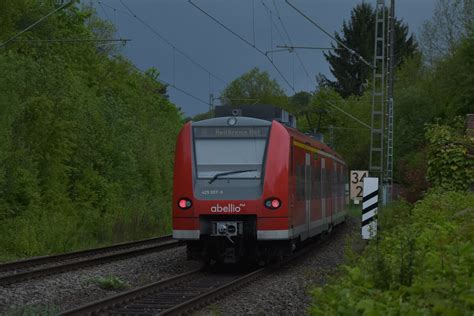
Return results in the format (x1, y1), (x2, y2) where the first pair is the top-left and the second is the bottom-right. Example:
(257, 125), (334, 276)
(321, 158), (326, 227)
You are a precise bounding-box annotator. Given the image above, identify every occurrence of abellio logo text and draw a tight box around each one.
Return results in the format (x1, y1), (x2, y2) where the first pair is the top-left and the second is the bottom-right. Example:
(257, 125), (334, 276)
(210, 203), (245, 213)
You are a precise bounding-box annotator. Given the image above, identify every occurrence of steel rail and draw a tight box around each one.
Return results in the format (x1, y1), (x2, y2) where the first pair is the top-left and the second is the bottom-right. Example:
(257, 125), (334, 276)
(0, 235), (182, 285)
(59, 225), (340, 315)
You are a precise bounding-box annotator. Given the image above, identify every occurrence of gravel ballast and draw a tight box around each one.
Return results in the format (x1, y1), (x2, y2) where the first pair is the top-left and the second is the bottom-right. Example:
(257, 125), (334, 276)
(199, 217), (361, 315)
(0, 245), (200, 314)
(0, 217), (360, 315)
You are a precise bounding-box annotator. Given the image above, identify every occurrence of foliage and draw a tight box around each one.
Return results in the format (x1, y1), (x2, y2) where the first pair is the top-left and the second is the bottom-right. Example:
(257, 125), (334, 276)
(420, 0), (474, 63)
(88, 275), (130, 290)
(396, 149), (429, 202)
(425, 118), (474, 191)
(220, 67), (288, 108)
(294, 88), (371, 170)
(0, 2), (182, 259)
(320, 2), (417, 97)
(394, 27), (474, 188)
(310, 191), (474, 315)
(192, 110), (214, 122)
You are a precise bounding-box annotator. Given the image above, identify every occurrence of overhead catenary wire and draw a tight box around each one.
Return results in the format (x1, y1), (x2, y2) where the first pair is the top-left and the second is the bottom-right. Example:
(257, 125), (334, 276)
(324, 100), (371, 129)
(0, 1), (73, 48)
(277, 45), (336, 51)
(261, 1), (287, 45)
(188, 0), (295, 93)
(130, 62), (209, 106)
(119, 0), (228, 86)
(97, 1), (130, 16)
(98, 1), (213, 111)
(271, 0), (316, 89)
(10, 38), (131, 44)
(285, 0), (373, 69)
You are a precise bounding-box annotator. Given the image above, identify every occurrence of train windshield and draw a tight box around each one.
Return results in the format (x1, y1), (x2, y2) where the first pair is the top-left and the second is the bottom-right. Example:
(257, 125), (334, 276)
(193, 126), (270, 180)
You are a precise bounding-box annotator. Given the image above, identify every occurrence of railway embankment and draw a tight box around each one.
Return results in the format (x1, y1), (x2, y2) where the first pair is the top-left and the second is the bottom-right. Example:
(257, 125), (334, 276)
(1, 215), (361, 315)
(0, 246), (200, 315)
(309, 191), (474, 315)
(196, 216), (362, 315)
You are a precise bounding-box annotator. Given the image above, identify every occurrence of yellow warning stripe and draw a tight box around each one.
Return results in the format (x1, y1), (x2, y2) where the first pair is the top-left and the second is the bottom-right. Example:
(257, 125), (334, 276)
(293, 140), (346, 165)
(293, 140), (318, 153)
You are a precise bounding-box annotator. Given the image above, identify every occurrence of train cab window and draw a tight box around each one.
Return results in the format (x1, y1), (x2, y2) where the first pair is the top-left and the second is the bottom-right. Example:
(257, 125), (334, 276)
(193, 126), (269, 180)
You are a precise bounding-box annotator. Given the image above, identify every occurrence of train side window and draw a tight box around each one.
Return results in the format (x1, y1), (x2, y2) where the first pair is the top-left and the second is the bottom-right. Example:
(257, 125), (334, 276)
(321, 168), (326, 198)
(327, 169), (332, 197)
(291, 144), (294, 175)
(296, 165), (305, 201)
(315, 167), (321, 199)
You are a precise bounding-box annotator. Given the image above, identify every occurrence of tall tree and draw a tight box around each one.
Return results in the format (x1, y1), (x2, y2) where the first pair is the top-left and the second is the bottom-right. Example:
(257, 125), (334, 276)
(320, 3), (417, 97)
(420, 0), (474, 63)
(221, 67), (287, 107)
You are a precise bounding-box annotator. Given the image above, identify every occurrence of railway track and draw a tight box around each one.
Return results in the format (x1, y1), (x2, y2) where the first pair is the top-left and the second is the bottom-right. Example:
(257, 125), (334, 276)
(59, 231), (332, 316)
(0, 235), (182, 285)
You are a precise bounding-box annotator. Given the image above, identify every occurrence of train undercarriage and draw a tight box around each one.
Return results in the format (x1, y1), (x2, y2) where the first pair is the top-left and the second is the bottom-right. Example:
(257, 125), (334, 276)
(185, 215), (294, 265)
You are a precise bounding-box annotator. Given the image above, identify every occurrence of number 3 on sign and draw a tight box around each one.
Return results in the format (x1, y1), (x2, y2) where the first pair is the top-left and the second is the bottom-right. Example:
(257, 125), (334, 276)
(350, 170), (368, 201)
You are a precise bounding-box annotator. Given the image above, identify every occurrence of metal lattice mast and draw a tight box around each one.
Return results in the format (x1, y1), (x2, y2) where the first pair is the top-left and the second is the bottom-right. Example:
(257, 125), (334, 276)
(385, 0), (395, 201)
(369, 0), (386, 180)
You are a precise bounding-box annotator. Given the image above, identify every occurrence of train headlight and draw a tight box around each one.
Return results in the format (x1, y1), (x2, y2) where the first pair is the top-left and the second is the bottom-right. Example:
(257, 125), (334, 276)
(178, 198), (192, 210)
(264, 198), (281, 210)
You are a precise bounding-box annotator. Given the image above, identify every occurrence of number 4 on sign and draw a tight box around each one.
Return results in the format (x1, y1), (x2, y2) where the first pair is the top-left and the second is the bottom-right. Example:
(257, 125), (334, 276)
(350, 170), (369, 203)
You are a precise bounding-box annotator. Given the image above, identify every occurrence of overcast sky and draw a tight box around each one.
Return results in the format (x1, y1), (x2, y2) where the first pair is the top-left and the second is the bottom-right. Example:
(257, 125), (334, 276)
(94, 0), (436, 116)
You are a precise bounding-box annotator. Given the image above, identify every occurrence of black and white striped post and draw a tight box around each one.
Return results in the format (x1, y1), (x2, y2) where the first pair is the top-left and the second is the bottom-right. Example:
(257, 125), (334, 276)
(362, 177), (379, 239)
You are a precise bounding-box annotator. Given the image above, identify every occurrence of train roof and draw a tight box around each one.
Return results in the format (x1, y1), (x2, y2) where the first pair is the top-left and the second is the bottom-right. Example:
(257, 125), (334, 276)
(192, 116), (271, 127)
(283, 123), (345, 163)
(191, 116), (345, 164)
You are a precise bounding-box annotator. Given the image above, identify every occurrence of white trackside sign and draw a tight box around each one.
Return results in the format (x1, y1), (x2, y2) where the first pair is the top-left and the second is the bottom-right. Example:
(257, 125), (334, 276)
(361, 177), (378, 240)
(350, 170), (368, 204)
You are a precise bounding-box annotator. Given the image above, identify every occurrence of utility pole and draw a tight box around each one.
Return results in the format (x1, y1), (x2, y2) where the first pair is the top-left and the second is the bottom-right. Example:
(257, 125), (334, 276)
(369, 0), (386, 186)
(209, 93), (214, 114)
(385, 0), (395, 202)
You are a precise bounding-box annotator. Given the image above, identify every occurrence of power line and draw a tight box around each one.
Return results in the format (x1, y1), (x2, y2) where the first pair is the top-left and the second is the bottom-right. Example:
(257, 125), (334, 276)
(97, 1), (130, 16)
(277, 45), (336, 51)
(129, 62), (209, 106)
(98, 1), (212, 109)
(261, 1), (286, 45)
(272, 0), (316, 88)
(285, 0), (373, 69)
(0, 1), (73, 48)
(324, 100), (370, 129)
(188, 0), (295, 93)
(118, 0), (228, 86)
(10, 38), (131, 44)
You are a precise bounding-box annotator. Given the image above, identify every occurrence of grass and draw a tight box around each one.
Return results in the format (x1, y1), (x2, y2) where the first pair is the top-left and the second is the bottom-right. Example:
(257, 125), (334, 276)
(87, 275), (130, 291)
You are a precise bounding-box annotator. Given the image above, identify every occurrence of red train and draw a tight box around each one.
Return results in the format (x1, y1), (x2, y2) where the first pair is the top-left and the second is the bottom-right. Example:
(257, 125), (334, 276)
(172, 107), (348, 264)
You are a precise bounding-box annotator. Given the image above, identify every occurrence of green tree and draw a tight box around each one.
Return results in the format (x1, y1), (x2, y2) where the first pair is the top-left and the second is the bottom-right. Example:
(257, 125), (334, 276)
(420, 0), (474, 63)
(221, 67), (287, 107)
(320, 3), (417, 97)
(0, 1), (182, 259)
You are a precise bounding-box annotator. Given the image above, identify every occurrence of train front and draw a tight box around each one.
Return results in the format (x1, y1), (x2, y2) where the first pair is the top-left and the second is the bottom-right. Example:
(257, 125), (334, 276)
(172, 116), (291, 264)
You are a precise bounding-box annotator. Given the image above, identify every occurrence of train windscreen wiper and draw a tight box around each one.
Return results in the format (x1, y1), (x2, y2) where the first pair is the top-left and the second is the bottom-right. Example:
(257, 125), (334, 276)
(208, 169), (257, 184)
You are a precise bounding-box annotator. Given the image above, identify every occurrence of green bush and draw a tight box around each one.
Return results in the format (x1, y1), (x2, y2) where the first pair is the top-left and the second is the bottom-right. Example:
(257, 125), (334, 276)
(310, 191), (474, 315)
(0, 3), (181, 260)
(425, 118), (474, 191)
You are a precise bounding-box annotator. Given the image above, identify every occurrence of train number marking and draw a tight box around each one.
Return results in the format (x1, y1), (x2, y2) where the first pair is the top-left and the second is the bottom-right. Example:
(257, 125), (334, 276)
(202, 189), (224, 195)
